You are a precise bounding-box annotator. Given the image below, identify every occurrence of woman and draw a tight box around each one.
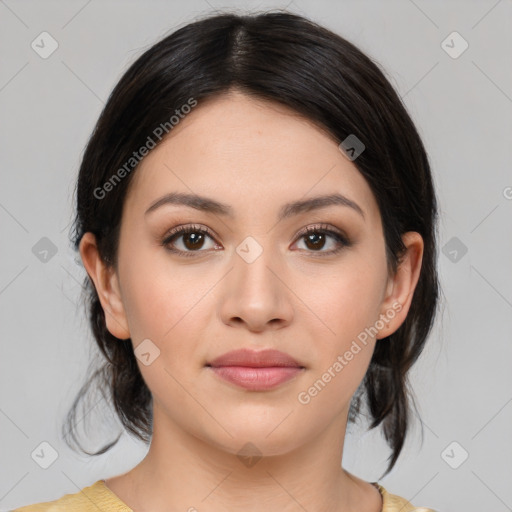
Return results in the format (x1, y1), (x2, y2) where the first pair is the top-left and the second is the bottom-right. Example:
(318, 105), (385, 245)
(14, 10), (439, 512)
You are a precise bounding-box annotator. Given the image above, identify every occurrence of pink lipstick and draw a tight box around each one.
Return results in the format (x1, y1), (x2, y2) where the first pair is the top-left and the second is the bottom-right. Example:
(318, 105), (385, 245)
(206, 348), (305, 391)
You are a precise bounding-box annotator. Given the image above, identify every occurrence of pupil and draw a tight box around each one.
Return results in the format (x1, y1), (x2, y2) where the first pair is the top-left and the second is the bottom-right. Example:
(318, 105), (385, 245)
(185, 232), (203, 249)
(306, 233), (324, 250)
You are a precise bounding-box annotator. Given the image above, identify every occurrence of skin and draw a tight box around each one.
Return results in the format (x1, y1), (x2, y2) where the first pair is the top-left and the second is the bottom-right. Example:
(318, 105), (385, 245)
(80, 90), (423, 512)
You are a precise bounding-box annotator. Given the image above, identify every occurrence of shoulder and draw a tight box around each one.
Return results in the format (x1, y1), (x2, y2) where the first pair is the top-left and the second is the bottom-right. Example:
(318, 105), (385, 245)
(376, 483), (438, 512)
(11, 480), (132, 512)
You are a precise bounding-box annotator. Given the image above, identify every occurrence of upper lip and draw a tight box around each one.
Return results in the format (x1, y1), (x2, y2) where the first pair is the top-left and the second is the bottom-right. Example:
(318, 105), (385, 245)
(206, 348), (304, 368)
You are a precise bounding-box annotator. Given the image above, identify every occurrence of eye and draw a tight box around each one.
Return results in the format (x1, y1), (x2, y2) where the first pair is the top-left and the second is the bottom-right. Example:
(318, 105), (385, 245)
(293, 224), (351, 255)
(161, 224), (219, 257)
(161, 223), (351, 257)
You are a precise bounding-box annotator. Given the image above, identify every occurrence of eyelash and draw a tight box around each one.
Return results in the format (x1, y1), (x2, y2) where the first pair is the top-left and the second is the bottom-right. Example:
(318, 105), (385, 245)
(160, 223), (351, 258)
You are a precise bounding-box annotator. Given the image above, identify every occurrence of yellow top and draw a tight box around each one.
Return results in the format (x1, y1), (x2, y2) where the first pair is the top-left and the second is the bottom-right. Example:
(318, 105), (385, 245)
(12, 480), (436, 511)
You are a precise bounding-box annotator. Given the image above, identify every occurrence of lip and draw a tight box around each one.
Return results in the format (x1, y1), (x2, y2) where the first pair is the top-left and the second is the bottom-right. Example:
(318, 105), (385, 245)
(206, 349), (305, 391)
(207, 348), (304, 368)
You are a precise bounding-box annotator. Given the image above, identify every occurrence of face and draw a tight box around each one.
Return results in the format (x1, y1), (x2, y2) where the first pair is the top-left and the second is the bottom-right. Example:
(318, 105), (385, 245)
(81, 90), (422, 458)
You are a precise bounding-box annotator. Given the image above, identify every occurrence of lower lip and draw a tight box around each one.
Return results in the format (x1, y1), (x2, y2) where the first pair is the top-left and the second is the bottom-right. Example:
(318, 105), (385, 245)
(208, 366), (303, 390)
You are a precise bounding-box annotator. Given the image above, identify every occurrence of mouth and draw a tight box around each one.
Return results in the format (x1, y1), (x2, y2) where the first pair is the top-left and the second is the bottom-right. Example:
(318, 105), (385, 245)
(205, 348), (305, 391)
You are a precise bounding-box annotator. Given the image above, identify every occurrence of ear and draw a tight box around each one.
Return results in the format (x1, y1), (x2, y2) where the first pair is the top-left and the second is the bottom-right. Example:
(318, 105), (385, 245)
(79, 232), (131, 340)
(376, 231), (424, 340)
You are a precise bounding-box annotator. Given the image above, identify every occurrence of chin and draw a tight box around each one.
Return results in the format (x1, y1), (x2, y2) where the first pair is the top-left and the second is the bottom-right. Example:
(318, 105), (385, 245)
(200, 421), (308, 460)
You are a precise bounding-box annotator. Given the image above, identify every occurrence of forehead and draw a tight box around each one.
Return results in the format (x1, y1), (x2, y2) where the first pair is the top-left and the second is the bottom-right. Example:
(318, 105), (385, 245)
(123, 91), (380, 226)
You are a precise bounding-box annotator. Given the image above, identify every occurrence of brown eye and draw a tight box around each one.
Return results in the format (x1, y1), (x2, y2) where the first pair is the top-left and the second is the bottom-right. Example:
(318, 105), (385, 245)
(162, 224), (218, 256)
(303, 231), (327, 250)
(179, 231), (207, 250)
(294, 225), (351, 255)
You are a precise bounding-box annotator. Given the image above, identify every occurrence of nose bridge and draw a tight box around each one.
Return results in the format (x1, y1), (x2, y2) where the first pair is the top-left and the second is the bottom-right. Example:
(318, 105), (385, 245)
(234, 234), (281, 302)
(218, 234), (293, 330)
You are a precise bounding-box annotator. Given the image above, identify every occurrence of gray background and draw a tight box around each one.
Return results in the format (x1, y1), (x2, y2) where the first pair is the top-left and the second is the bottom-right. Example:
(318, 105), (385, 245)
(1, 0), (511, 511)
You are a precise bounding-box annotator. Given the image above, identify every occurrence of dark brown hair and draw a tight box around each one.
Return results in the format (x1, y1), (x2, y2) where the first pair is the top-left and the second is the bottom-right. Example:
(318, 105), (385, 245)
(63, 10), (440, 478)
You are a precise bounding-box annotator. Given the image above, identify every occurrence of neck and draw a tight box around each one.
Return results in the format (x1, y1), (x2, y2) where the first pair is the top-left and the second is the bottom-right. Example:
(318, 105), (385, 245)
(107, 401), (381, 512)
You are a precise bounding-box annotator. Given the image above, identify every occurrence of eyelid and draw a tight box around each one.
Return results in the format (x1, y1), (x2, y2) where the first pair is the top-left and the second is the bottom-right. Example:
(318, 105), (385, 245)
(295, 223), (348, 240)
(163, 223), (217, 241)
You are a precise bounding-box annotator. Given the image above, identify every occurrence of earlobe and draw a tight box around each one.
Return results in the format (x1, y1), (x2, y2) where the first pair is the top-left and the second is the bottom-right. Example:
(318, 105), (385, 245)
(377, 231), (424, 340)
(78, 232), (131, 340)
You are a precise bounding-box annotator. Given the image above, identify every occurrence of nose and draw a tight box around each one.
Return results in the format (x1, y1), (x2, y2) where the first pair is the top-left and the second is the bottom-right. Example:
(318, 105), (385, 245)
(218, 240), (294, 333)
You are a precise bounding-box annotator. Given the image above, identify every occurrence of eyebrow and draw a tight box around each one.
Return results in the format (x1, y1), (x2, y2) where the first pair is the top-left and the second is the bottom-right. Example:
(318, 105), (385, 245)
(145, 191), (365, 220)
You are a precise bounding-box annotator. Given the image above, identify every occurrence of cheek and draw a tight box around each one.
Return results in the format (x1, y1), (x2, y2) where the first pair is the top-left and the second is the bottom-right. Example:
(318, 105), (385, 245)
(118, 254), (215, 400)
(293, 269), (382, 419)
(304, 257), (386, 339)
(117, 239), (211, 343)
(296, 251), (387, 384)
